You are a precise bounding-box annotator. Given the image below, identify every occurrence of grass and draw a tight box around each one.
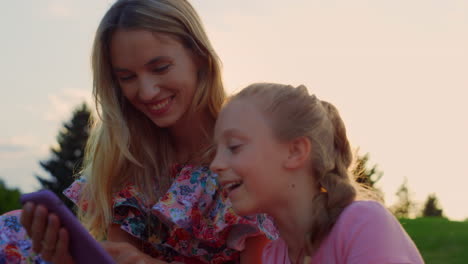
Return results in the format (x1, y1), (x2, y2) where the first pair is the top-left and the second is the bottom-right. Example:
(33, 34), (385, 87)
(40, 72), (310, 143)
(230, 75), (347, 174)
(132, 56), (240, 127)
(399, 217), (468, 264)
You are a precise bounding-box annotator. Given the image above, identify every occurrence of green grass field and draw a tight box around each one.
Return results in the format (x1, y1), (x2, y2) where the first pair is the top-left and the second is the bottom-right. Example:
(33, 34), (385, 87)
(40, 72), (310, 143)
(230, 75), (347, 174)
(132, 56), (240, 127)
(400, 217), (468, 264)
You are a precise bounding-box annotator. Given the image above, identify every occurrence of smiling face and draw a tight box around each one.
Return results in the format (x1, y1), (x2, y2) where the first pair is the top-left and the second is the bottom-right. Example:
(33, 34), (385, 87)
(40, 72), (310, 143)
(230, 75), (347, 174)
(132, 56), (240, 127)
(210, 98), (291, 216)
(110, 29), (200, 128)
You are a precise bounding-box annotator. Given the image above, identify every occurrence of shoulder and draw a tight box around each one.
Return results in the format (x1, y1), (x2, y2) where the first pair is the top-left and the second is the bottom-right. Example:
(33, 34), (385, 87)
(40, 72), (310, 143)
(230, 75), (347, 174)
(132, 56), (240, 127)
(334, 200), (406, 244)
(328, 200), (424, 264)
(339, 200), (392, 223)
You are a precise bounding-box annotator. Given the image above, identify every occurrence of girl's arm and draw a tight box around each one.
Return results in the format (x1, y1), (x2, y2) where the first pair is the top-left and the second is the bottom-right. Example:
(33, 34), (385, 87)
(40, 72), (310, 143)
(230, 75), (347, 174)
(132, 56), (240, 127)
(240, 235), (270, 264)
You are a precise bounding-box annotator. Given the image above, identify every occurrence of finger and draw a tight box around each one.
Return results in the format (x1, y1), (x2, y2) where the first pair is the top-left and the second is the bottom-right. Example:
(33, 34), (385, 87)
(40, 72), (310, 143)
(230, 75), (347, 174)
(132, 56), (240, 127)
(53, 228), (73, 264)
(116, 249), (142, 264)
(40, 214), (60, 261)
(31, 205), (48, 253)
(20, 202), (35, 236)
(101, 241), (124, 256)
(102, 241), (136, 262)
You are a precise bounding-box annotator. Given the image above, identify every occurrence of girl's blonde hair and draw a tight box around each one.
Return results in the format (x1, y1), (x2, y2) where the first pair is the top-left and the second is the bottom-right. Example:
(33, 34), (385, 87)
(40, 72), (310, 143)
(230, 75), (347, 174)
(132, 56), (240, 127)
(80, 0), (226, 239)
(230, 83), (358, 255)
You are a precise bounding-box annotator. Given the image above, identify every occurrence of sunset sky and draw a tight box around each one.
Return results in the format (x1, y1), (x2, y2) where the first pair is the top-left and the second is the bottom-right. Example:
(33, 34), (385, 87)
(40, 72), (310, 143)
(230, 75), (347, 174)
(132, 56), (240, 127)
(1, 0), (467, 220)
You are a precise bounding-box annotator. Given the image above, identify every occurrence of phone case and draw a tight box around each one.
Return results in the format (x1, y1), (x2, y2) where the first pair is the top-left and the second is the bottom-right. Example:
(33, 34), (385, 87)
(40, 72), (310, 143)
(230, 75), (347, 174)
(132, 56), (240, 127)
(20, 190), (115, 264)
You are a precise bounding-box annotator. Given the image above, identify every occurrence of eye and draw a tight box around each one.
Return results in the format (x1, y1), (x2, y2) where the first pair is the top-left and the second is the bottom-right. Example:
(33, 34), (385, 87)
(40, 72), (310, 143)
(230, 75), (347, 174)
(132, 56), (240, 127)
(228, 144), (242, 153)
(118, 74), (136, 81)
(114, 70), (136, 82)
(152, 64), (171, 73)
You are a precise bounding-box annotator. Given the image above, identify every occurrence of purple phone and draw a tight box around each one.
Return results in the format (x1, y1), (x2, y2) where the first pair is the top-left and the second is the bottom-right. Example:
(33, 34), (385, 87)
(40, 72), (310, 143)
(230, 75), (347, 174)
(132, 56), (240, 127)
(20, 190), (115, 264)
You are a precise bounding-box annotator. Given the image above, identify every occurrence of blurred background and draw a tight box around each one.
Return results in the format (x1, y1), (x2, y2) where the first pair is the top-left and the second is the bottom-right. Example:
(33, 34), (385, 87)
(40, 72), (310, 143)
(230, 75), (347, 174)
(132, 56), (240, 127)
(1, 1), (467, 262)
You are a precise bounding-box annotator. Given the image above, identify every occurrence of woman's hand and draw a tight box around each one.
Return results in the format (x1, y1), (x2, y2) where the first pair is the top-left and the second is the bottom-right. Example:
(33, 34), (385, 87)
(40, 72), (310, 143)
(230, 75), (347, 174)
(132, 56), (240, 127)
(101, 241), (168, 264)
(20, 202), (74, 264)
(240, 235), (270, 264)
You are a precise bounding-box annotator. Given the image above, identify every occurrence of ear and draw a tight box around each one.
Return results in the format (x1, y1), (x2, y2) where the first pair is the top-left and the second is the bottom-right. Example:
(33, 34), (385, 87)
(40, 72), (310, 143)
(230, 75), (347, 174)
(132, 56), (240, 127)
(283, 136), (311, 169)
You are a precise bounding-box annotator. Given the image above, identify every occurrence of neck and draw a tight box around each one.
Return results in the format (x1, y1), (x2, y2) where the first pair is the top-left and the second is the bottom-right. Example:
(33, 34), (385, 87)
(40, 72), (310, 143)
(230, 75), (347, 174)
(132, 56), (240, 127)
(169, 109), (213, 165)
(267, 172), (317, 263)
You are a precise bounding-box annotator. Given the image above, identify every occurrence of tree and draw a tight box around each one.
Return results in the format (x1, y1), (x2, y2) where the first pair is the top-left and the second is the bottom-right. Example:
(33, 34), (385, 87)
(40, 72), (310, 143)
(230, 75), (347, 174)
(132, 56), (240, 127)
(422, 193), (443, 217)
(0, 179), (22, 214)
(352, 152), (383, 188)
(390, 178), (416, 218)
(36, 103), (91, 212)
(352, 151), (384, 201)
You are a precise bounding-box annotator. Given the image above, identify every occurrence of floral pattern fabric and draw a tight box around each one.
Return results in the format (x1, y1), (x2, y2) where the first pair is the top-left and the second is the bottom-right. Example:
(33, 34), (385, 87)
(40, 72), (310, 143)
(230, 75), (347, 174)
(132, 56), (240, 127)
(0, 210), (49, 264)
(64, 164), (278, 263)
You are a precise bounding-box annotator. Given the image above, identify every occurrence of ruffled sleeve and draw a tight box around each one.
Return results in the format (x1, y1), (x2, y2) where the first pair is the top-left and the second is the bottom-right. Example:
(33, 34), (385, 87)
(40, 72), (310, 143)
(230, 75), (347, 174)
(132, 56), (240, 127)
(63, 178), (175, 259)
(63, 177), (88, 211)
(111, 185), (152, 239)
(152, 165), (278, 261)
(64, 179), (162, 242)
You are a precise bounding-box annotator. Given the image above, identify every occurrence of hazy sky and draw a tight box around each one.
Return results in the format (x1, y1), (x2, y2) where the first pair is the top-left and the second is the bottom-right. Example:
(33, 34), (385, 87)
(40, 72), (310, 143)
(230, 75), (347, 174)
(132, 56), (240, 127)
(1, 0), (467, 220)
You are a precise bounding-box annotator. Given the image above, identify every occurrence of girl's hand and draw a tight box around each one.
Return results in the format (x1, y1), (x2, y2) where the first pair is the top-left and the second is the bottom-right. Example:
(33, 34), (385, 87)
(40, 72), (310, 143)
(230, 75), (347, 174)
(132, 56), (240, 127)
(101, 241), (168, 264)
(20, 202), (74, 264)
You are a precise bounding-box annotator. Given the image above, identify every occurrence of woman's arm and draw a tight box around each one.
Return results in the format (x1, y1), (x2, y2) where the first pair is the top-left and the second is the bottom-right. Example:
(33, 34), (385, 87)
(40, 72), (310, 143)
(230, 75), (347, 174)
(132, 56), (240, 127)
(105, 224), (169, 264)
(21, 205), (167, 264)
(107, 224), (143, 246)
(102, 241), (168, 264)
(240, 235), (270, 264)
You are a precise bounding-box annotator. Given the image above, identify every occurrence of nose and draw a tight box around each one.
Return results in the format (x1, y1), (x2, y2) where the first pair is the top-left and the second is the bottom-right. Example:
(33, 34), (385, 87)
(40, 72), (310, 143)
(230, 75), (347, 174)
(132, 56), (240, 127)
(137, 74), (161, 101)
(210, 151), (227, 174)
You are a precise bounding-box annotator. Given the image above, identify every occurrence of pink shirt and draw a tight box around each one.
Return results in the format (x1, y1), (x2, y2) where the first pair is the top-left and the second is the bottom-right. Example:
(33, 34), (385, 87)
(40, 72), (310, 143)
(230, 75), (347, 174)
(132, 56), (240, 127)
(262, 201), (424, 264)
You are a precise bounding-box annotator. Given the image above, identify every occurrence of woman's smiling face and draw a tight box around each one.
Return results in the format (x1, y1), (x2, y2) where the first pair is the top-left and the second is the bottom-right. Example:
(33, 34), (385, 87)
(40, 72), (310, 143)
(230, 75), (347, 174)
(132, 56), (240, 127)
(110, 29), (200, 128)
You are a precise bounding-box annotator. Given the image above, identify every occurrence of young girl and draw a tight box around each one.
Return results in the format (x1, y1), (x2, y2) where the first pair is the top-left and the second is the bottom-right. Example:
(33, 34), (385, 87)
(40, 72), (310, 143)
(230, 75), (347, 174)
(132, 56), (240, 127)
(0, 1), (275, 263)
(210, 83), (424, 264)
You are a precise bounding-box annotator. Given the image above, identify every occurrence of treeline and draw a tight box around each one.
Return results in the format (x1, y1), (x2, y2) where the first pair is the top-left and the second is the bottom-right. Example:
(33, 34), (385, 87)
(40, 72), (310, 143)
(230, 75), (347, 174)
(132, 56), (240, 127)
(353, 153), (444, 219)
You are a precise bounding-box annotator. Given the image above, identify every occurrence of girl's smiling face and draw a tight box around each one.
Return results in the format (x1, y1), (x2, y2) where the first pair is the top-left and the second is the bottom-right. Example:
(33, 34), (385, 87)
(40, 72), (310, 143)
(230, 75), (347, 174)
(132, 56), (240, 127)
(110, 29), (200, 128)
(210, 99), (290, 216)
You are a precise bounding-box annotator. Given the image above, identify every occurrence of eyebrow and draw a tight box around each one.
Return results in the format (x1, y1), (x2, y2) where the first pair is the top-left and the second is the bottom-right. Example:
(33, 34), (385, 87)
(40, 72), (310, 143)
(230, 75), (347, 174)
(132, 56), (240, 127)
(145, 56), (166, 66)
(213, 128), (242, 144)
(112, 56), (167, 72)
(223, 128), (249, 140)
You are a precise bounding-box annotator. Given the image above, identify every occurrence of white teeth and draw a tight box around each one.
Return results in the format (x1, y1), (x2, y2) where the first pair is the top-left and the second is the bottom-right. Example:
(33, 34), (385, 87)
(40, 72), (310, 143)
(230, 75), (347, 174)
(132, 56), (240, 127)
(150, 98), (170, 110)
(225, 181), (242, 190)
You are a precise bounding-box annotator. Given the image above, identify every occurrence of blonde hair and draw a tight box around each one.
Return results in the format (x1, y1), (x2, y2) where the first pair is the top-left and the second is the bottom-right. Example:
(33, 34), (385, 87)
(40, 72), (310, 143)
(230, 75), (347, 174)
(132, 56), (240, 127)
(230, 83), (358, 255)
(79, 0), (225, 239)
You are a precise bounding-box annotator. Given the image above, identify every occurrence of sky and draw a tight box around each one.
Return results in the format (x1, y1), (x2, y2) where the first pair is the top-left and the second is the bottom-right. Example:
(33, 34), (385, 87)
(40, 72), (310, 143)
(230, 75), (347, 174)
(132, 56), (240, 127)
(1, 0), (467, 220)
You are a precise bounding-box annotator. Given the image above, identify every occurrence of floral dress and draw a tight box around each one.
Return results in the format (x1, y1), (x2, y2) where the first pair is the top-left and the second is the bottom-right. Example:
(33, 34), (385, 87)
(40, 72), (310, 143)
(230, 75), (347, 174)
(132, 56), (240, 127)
(0, 164), (277, 264)
(0, 209), (48, 264)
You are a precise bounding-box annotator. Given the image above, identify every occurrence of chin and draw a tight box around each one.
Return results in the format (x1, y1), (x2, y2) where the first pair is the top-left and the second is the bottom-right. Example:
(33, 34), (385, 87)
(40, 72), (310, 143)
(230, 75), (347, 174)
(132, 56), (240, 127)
(152, 120), (174, 128)
(149, 116), (178, 128)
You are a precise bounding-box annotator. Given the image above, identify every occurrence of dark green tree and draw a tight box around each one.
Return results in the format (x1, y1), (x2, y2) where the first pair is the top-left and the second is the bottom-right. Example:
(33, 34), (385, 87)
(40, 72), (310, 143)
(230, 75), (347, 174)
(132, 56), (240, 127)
(422, 193), (443, 217)
(36, 103), (91, 212)
(0, 179), (22, 214)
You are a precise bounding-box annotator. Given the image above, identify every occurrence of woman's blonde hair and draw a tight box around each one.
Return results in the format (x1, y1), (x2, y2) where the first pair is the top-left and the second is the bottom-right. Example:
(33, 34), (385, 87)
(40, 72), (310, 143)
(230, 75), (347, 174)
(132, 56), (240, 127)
(230, 83), (359, 255)
(79, 0), (226, 239)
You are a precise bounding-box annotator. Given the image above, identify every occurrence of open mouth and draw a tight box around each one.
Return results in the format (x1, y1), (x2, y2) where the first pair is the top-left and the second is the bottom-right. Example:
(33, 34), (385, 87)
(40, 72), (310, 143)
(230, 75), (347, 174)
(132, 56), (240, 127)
(224, 181), (243, 194)
(148, 96), (175, 114)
